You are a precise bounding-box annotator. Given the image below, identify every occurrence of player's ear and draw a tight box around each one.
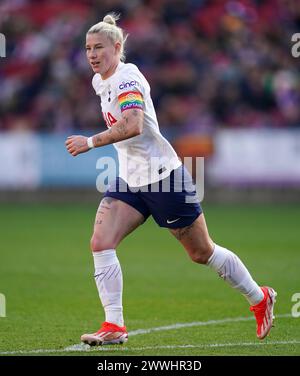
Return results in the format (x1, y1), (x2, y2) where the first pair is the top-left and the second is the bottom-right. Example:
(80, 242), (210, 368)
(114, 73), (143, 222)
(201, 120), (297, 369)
(115, 41), (121, 56)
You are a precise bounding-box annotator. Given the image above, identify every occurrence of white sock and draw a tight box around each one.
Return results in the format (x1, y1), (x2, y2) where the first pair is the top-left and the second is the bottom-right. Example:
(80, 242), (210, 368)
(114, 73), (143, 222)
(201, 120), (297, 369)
(207, 244), (264, 305)
(93, 249), (124, 326)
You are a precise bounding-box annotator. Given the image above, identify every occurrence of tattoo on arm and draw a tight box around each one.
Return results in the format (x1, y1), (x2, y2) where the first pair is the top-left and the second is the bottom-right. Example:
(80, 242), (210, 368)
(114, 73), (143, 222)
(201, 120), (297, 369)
(116, 121), (128, 137)
(107, 128), (116, 143)
(95, 135), (102, 145)
(95, 111), (142, 146)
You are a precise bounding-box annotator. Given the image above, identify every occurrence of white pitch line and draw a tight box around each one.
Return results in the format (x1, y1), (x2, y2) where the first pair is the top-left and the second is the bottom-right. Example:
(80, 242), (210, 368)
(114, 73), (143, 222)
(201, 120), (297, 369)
(127, 340), (300, 352)
(128, 313), (292, 336)
(0, 340), (299, 355)
(0, 313), (294, 355)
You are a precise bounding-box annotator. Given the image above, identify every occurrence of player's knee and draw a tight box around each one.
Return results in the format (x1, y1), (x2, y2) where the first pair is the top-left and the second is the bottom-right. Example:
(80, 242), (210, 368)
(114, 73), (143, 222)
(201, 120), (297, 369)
(189, 253), (208, 265)
(90, 233), (116, 252)
(188, 245), (212, 265)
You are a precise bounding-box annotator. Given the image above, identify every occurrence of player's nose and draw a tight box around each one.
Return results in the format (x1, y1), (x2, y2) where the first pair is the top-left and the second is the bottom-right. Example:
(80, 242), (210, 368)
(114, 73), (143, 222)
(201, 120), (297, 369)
(88, 49), (97, 60)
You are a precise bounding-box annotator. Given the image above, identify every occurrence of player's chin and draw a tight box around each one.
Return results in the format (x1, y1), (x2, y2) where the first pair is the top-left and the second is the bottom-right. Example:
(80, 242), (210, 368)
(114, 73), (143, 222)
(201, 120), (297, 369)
(90, 64), (101, 73)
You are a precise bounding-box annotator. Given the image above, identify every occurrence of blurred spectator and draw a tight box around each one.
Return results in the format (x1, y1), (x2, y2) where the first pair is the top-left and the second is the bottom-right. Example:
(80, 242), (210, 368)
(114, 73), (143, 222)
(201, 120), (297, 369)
(1, 0), (300, 135)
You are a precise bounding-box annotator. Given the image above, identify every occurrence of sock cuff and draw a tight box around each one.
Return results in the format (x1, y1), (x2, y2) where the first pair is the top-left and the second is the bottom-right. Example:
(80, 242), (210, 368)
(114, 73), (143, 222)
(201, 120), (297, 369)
(93, 249), (118, 268)
(207, 243), (229, 269)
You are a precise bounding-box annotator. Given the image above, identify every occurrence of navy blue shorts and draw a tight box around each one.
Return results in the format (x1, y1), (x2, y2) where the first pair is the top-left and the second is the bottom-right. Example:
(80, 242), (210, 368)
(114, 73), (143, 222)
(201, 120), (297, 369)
(104, 165), (202, 229)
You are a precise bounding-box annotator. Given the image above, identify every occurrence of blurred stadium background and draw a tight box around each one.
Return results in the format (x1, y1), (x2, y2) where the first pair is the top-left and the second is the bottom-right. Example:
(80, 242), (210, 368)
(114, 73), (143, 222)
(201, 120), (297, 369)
(1, 0), (300, 202)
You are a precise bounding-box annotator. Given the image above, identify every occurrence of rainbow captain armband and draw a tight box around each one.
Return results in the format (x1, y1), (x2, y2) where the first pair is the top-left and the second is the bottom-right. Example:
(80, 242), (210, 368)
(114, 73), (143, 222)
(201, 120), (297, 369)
(118, 91), (143, 112)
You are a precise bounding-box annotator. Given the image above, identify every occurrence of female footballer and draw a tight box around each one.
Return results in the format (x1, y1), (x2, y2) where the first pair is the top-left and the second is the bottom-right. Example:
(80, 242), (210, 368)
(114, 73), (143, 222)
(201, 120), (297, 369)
(65, 14), (276, 346)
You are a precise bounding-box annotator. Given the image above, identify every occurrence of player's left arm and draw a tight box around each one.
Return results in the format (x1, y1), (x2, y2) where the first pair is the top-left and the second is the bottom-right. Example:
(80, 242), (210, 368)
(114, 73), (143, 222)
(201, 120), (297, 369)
(65, 108), (143, 157)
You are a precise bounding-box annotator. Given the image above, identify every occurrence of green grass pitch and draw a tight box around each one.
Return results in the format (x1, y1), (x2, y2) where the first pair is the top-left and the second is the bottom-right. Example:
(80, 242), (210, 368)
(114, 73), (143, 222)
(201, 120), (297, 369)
(0, 202), (299, 356)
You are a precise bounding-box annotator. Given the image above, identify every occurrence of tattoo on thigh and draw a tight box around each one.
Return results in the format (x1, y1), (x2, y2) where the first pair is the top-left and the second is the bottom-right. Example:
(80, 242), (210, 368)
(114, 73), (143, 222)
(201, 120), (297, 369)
(99, 197), (113, 210)
(173, 222), (195, 240)
(103, 197), (113, 204)
(96, 197), (115, 225)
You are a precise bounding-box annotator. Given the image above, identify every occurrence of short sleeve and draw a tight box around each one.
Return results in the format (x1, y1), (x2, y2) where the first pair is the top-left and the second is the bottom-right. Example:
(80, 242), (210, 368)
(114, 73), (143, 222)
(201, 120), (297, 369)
(116, 66), (145, 113)
(92, 74), (101, 95)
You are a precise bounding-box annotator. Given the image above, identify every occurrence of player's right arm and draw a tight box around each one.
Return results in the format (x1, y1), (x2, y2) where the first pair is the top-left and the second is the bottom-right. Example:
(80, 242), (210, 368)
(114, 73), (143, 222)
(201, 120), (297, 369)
(93, 107), (143, 146)
(65, 108), (143, 157)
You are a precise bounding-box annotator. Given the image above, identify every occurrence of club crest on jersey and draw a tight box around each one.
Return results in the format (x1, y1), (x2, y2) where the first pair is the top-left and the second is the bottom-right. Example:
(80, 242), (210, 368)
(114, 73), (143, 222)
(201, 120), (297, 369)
(119, 80), (138, 90)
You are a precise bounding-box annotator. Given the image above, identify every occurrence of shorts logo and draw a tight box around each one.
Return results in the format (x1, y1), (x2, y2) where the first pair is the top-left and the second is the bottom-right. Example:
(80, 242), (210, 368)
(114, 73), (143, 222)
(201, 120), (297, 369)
(166, 218), (180, 224)
(119, 80), (137, 90)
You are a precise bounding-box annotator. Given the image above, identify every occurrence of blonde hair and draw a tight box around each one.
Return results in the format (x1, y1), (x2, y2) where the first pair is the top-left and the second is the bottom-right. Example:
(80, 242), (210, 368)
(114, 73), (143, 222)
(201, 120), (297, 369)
(87, 13), (128, 62)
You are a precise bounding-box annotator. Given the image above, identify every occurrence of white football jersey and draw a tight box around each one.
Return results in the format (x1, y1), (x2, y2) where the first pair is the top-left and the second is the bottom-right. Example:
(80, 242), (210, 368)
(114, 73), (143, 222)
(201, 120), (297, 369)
(92, 62), (181, 187)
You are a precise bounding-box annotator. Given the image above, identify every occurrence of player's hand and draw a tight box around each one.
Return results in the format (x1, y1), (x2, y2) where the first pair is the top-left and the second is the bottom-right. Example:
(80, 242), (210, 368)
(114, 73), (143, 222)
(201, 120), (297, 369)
(65, 135), (90, 156)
